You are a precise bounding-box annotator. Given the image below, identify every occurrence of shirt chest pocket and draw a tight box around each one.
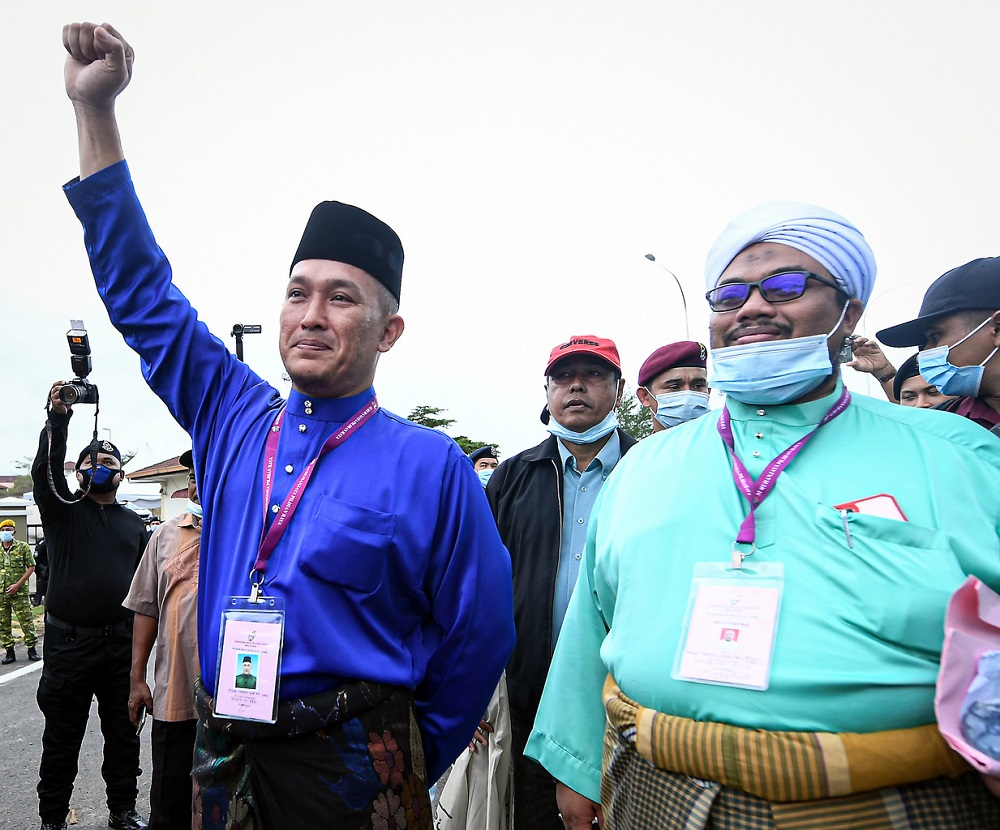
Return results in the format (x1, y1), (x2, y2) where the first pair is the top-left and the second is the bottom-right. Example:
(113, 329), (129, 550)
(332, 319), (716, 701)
(815, 507), (966, 658)
(298, 495), (397, 594)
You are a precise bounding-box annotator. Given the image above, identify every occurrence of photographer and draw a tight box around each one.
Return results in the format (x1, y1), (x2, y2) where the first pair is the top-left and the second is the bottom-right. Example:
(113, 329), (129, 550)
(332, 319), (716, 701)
(31, 381), (149, 830)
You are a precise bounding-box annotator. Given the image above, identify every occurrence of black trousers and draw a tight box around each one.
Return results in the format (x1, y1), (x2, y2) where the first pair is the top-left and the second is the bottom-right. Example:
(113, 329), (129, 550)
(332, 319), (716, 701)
(510, 703), (564, 830)
(36, 621), (141, 824)
(150, 718), (197, 830)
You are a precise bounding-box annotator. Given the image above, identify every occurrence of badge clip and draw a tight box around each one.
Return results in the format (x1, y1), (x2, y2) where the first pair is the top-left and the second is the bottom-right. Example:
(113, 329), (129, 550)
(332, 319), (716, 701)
(248, 568), (265, 604)
(731, 542), (755, 571)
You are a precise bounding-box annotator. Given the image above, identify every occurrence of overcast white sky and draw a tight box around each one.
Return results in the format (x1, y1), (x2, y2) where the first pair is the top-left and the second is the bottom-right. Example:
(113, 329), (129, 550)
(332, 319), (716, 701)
(3, 2), (999, 475)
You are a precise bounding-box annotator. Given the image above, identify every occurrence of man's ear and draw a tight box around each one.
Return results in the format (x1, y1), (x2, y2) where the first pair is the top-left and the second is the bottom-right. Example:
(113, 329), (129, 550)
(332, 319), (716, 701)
(842, 298), (865, 336)
(377, 315), (405, 353)
(635, 386), (655, 410)
(615, 378), (625, 408)
(990, 310), (1000, 346)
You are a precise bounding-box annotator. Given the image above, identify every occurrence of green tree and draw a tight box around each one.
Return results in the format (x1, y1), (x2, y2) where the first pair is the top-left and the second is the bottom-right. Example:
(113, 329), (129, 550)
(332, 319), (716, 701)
(615, 388), (653, 440)
(407, 406), (499, 457)
(406, 405), (455, 431)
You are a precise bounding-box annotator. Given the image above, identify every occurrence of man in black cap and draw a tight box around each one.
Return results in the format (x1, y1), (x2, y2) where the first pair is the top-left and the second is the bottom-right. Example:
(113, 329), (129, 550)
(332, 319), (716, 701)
(635, 341), (711, 433)
(469, 445), (499, 487)
(32, 385), (149, 830)
(877, 257), (1000, 432)
(891, 354), (958, 409)
(60, 22), (514, 830)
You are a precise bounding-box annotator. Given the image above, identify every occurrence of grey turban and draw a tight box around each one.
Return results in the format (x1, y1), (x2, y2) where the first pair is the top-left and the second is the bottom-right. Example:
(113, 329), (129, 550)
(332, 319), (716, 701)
(704, 201), (877, 306)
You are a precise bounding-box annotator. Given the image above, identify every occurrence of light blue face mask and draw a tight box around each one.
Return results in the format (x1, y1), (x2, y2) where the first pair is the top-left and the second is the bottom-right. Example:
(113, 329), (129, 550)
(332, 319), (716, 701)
(185, 499), (203, 518)
(710, 302), (849, 405)
(547, 408), (619, 445)
(650, 390), (711, 429)
(0, 531), (13, 544)
(918, 317), (998, 399)
(477, 469), (494, 488)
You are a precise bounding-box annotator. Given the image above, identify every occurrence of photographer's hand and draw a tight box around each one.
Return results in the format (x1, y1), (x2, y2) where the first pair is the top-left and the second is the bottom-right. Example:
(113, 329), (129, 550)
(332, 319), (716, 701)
(62, 22), (131, 178)
(49, 382), (71, 416)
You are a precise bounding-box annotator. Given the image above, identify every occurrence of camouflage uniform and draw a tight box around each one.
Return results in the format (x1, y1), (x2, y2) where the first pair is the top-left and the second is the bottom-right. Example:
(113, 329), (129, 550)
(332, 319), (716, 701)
(1, 539), (39, 648)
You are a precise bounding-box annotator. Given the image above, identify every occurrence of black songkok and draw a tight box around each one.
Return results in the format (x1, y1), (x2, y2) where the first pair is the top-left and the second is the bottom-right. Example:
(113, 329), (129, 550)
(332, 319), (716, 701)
(290, 201), (404, 302)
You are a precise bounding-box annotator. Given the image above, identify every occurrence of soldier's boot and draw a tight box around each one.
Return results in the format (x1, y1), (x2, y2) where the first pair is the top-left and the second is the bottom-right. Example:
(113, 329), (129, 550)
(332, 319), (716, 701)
(27, 646), (41, 661)
(1, 647), (14, 664)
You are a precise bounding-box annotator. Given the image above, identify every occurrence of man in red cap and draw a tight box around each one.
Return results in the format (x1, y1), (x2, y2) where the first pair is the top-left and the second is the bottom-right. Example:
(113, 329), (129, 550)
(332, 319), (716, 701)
(486, 335), (636, 830)
(635, 341), (711, 433)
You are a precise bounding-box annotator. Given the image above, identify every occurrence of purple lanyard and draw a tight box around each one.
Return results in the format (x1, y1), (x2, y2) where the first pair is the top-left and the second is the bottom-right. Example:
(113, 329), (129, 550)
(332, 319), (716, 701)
(717, 387), (850, 568)
(252, 397), (379, 587)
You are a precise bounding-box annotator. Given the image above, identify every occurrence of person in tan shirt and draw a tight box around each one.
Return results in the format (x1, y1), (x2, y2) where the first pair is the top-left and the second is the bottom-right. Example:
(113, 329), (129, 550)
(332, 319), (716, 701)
(124, 450), (201, 830)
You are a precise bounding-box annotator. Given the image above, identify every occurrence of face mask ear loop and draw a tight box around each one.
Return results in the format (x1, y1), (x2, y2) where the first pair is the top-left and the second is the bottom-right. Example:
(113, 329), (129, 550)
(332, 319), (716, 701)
(826, 300), (851, 341)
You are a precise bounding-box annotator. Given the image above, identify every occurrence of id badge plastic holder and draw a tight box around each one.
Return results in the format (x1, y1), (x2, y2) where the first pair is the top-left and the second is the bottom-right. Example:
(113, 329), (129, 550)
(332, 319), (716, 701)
(671, 561), (784, 691)
(212, 595), (285, 724)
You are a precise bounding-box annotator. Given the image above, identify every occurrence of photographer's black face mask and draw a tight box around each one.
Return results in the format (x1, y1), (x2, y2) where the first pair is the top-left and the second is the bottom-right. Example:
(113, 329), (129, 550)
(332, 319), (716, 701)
(79, 464), (119, 494)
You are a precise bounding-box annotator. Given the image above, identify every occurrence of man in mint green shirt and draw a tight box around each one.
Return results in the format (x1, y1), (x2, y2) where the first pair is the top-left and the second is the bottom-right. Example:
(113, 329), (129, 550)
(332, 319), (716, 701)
(526, 202), (1000, 829)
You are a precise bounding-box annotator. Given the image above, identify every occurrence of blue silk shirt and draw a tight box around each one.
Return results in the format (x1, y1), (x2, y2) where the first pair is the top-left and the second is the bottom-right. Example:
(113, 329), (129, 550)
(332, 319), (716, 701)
(65, 161), (515, 779)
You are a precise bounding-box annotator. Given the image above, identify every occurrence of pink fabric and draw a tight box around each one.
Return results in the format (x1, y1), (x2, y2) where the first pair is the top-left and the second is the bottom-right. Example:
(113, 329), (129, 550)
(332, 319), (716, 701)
(936, 575), (1000, 774)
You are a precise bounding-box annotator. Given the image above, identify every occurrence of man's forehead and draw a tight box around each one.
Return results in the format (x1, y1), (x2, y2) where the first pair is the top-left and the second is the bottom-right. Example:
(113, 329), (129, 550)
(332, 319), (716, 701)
(919, 312), (969, 342)
(81, 452), (120, 467)
(720, 242), (833, 283)
(288, 259), (375, 285)
(652, 366), (707, 384)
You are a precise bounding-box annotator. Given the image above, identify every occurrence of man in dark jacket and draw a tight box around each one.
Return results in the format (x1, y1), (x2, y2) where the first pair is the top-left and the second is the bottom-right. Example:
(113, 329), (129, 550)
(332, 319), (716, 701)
(487, 335), (636, 830)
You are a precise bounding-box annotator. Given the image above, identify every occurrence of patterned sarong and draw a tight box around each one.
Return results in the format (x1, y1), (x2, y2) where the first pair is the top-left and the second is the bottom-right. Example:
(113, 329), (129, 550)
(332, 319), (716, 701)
(602, 676), (1000, 829)
(194, 675), (431, 830)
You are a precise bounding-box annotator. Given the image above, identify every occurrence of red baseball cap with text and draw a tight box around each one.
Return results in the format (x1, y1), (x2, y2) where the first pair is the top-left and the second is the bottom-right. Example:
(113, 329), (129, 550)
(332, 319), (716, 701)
(544, 335), (621, 376)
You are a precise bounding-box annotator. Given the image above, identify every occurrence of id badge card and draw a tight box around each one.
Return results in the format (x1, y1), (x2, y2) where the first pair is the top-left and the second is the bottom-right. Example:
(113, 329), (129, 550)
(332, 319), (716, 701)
(671, 561), (784, 691)
(213, 596), (285, 723)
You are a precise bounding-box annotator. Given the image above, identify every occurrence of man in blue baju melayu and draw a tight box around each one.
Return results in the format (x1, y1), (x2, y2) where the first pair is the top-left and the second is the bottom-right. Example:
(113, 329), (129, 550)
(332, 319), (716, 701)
(60, 21), (514, 830)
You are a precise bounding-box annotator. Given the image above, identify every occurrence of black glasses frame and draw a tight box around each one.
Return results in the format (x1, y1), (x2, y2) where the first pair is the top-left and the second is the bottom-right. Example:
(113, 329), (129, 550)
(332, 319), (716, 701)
(706, 271), (842, 312)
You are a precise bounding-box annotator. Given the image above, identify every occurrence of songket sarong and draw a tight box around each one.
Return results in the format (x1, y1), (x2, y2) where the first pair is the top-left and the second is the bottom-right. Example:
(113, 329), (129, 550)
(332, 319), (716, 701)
(601, 676), (1000, 829)
(193, 675), (431, 830)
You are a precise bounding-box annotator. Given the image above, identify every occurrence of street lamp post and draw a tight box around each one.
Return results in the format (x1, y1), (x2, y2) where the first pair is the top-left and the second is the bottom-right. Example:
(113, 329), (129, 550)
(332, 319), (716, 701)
(644, 254), (690, 340)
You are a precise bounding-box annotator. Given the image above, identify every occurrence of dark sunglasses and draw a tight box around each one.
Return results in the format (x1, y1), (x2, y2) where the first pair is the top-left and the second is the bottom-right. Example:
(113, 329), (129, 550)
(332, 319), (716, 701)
(706, 271), (841, 312)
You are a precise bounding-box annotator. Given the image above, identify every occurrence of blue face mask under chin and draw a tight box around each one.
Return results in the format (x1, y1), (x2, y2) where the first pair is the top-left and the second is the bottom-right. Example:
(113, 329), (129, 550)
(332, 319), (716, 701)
(547, 408), (620, 445)
(918, 317), (998, 399)
(709, 302), (850, 405)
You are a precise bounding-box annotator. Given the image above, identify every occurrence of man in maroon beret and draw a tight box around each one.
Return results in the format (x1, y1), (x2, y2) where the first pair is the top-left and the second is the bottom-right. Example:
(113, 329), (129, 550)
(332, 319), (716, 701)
(635, 341), (711, 433)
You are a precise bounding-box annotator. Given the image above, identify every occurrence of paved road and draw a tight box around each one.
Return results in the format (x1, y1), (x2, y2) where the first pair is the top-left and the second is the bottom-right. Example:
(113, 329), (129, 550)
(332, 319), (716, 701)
(0, 630), (153, 830)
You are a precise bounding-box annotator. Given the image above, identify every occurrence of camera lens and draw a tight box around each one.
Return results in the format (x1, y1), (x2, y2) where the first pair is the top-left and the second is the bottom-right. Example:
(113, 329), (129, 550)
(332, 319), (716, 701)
(59, 385), (80, 405)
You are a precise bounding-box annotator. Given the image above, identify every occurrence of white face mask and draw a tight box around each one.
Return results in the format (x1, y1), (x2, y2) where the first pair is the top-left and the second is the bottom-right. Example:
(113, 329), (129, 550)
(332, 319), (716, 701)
(547, 408), (620, 445)
(650, 390), (711, 429)
(709, 302), (850, 405)
(0, 531), (13, 544)
(185, 500), (203, 518)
